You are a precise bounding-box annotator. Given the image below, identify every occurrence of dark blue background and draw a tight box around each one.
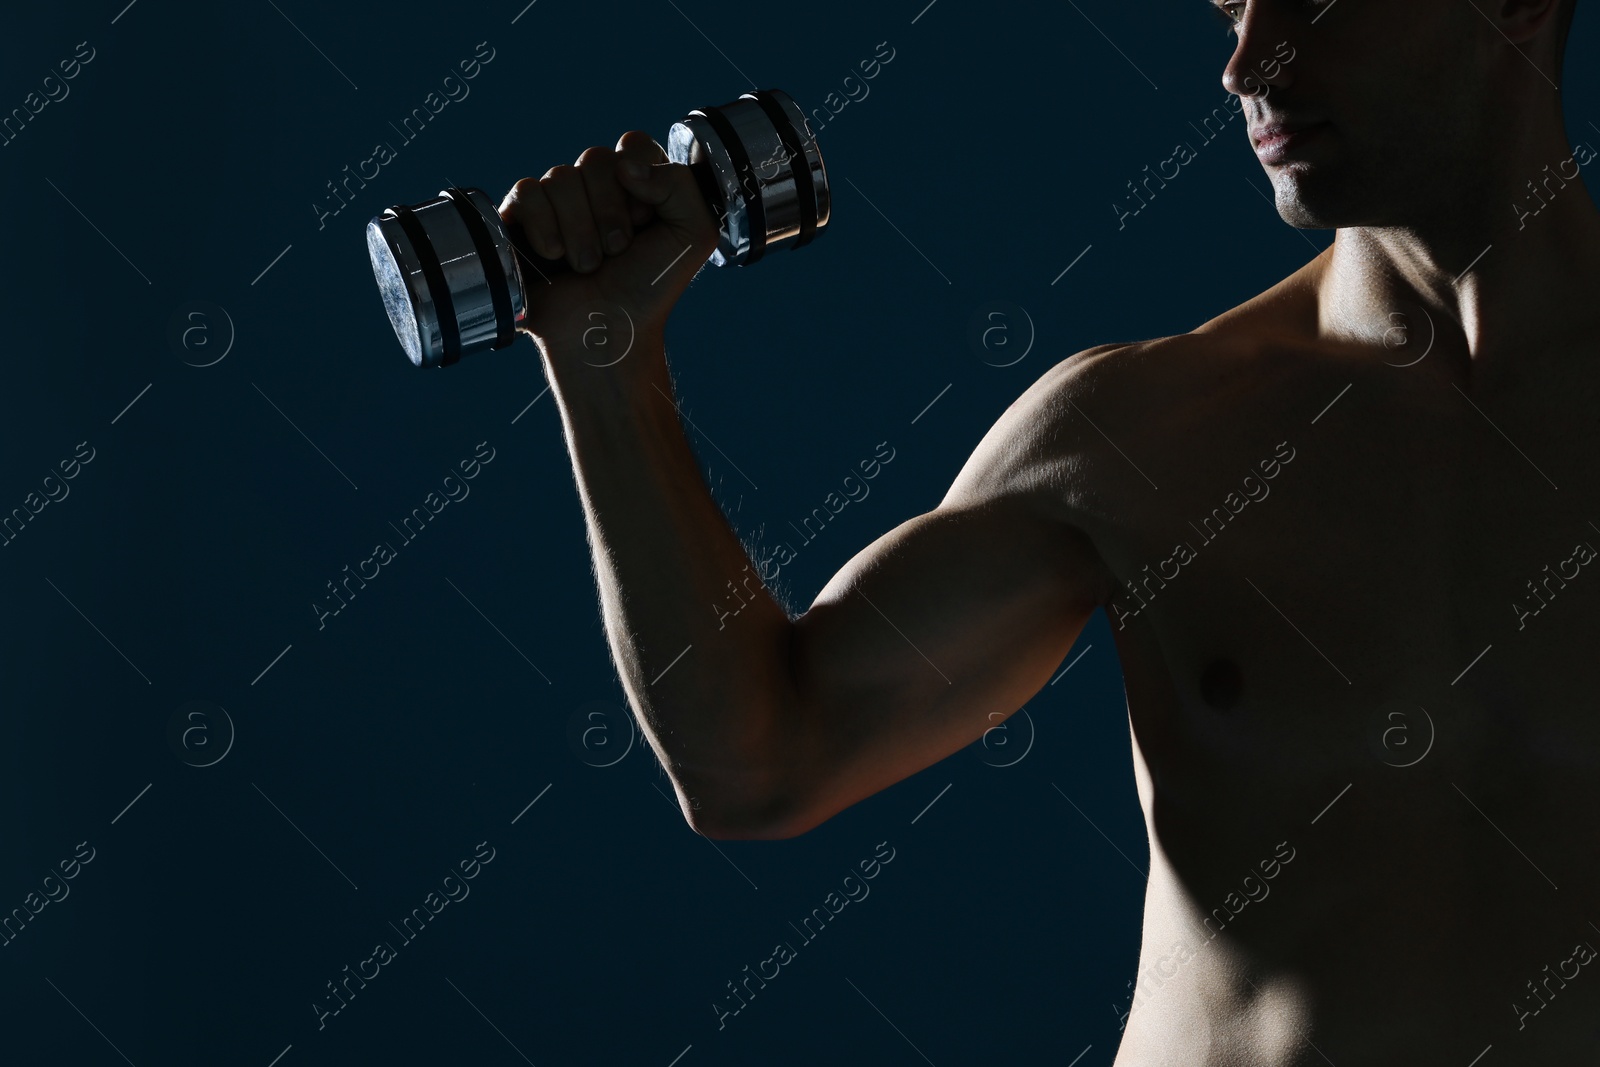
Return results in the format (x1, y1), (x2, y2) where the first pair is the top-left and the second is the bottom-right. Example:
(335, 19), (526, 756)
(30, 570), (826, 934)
(2, 1), (1595, 1064)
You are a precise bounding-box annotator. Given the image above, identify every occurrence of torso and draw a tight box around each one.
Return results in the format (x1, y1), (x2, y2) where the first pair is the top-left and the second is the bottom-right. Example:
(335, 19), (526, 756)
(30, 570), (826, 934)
(1045, 256), (1600, 1063)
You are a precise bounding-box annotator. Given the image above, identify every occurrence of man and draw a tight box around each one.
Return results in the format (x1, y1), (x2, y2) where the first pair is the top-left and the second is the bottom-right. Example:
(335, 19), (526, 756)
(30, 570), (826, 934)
(498, 0), (1599, 1059)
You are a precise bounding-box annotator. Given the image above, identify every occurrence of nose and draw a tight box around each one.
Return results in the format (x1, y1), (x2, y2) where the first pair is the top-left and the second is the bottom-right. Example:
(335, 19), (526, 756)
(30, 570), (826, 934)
(1221, 5), (1296, 100)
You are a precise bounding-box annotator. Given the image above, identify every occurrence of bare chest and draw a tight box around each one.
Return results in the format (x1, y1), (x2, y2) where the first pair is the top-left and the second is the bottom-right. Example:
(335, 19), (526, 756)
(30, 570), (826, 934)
(1081, 349), (1600, 1054)
(1081, 350), (1600, 891)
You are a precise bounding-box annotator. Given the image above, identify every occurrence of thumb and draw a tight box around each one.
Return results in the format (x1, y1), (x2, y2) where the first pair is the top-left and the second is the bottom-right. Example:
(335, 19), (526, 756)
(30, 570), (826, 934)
(618, 159), (720, 235)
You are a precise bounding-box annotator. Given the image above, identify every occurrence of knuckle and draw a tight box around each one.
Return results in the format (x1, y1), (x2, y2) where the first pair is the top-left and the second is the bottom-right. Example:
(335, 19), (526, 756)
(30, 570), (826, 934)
(575, 145), (614, 166)
(560, 211), (600, 241)
(580, 167), (622, 199)
(542, 163), (576, 182)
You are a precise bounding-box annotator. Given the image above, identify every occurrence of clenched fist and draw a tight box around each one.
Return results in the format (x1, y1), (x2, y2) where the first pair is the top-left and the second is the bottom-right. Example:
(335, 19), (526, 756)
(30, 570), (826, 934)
(499, 130), (721, 358)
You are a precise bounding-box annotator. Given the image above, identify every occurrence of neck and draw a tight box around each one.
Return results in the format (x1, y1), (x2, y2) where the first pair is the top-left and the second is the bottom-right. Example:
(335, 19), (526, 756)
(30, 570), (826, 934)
(1313, 115), (1600, 386)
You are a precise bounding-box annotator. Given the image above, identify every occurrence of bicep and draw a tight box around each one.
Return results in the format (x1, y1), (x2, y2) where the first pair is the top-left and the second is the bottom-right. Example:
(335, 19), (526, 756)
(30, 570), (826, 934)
(748, 347), (1126, 840)
(771, 495), (1109, 837)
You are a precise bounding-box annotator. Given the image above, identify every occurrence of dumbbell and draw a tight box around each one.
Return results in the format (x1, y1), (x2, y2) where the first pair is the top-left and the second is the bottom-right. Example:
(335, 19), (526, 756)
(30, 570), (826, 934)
(365, 87), (832, 368)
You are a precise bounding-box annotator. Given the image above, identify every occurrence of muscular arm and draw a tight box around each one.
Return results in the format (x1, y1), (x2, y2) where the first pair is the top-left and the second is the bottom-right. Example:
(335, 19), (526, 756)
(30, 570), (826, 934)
(776, 352), (1119, 838)
(546, 337), (1118, 840)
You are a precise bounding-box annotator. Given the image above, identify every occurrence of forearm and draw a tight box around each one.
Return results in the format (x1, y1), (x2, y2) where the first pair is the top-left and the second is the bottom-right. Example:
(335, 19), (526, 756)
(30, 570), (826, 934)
(540, 333), (797, 835)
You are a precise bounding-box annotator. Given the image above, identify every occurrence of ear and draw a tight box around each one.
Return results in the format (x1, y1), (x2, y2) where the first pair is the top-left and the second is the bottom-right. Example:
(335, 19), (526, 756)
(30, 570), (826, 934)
(1491, 0), (1565, 46)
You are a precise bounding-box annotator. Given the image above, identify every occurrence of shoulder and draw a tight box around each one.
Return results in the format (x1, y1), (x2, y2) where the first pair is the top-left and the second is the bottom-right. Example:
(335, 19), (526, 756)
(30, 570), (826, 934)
(938, 323), (1320, 585)
(933, 328), (1300, 609)
(943, 333), (1253, 506)
(1026, 330), (1271, 417)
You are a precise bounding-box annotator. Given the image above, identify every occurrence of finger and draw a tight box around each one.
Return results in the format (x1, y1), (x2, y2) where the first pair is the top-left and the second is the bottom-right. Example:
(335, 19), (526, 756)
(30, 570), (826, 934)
(617, 155), (715, 235)
(615, 129), (668, 164)
(614, 130), (678, 206)
(576, 146), (635, 257)
(614, 132), (664, 228)
(540, 164), (603, 273)
(498, 177), (564, 262)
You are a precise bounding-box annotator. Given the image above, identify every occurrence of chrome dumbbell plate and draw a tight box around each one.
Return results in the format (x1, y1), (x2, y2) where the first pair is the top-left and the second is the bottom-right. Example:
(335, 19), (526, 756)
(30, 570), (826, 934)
(367, 187), (522, 368)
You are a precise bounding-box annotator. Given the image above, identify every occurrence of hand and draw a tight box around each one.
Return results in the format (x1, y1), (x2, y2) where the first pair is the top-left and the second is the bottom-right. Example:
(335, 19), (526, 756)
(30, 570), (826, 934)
(498, 130), (721, 359)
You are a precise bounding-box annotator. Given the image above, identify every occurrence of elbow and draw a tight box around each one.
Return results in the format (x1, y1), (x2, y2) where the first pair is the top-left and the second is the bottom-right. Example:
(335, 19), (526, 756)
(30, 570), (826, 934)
(679, 630), (823, 840)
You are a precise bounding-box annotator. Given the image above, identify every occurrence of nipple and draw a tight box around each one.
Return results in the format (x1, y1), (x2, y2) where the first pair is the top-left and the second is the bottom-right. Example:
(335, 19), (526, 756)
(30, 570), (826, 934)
(1200, 657), (1243, 711)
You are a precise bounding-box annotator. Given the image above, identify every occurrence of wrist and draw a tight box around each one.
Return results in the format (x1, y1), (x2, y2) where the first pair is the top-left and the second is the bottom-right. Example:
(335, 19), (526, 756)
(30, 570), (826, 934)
(532, 322), (672, 404)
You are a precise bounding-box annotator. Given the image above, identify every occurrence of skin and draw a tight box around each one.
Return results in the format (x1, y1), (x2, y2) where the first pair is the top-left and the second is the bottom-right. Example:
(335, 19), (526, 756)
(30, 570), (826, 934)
(498, 0), (1600, 1059)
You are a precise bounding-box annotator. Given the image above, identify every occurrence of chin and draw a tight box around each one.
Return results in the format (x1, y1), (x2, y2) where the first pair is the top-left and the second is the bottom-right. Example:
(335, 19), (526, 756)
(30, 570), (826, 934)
(1277, 200), (1343, 229)
(1268, 172), (1375, 230)
(1268, 149), (1421, 230)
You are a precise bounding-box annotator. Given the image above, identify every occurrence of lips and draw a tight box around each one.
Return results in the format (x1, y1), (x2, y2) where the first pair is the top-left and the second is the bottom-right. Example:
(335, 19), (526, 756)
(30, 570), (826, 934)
(1251, 120), (1329, 163)
(1251, 119), (1325, 146)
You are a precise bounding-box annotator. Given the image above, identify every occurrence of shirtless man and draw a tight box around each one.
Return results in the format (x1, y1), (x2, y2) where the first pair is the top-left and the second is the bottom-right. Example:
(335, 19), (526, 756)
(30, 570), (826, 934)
(496, 0), (1600, 1059)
